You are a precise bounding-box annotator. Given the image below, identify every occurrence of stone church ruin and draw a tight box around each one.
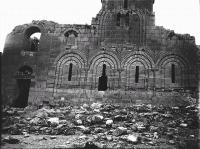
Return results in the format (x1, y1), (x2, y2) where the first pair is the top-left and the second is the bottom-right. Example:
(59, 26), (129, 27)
(2, 0), (199, 107)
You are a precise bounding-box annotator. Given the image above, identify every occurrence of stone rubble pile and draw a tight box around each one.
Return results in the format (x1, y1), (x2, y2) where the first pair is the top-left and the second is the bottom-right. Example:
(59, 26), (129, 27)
(1, 103), (199, 148)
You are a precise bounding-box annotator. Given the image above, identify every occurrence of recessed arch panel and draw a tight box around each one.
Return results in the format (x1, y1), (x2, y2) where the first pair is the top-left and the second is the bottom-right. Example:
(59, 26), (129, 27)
(54, 53), (86, 89)
(157, 54), (189, 88)
(122, 51), (154, 89)
(88, 52), (120, 90)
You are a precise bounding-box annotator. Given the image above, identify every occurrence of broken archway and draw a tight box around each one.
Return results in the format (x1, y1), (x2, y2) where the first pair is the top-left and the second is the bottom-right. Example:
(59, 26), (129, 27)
(13, 65), (33, 108)
(25, 26), (41, 51)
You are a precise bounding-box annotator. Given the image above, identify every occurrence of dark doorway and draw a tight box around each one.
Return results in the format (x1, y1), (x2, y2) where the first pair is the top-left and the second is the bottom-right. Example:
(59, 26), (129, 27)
(13, 66), (33, 108)
(124, 0), (128, 9)
(98, 64), (108, 91)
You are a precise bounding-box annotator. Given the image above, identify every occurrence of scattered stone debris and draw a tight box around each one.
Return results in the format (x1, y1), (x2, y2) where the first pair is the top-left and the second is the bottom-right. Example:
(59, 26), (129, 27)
(1, 103), (199, 148)
(2, 136), (20, 144)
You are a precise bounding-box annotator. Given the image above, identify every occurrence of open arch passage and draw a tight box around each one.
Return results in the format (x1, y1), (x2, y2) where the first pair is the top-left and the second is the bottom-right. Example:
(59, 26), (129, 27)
(25, 26), (41, 51)
(14, 66), (33, 108)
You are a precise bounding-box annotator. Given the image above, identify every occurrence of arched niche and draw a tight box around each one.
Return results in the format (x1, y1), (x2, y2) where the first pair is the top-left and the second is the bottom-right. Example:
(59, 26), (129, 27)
(157, 54), (189, 89)
(89, 52), (120, 90)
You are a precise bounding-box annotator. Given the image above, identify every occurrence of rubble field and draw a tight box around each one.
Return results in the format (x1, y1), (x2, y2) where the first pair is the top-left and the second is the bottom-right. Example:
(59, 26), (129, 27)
(1, 102), (199, 149)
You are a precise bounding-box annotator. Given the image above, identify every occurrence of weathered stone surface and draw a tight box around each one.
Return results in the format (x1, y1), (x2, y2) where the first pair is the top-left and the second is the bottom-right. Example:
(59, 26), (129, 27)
(1, 0), (199, 107)
(127, 134), (139, 144)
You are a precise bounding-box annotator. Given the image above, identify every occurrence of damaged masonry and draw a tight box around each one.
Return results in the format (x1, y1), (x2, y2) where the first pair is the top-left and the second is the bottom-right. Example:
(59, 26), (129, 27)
(1, 0), (200, 148)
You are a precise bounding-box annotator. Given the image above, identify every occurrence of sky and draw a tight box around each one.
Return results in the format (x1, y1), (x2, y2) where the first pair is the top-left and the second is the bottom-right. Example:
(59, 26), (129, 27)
(0, 0), (200, 52)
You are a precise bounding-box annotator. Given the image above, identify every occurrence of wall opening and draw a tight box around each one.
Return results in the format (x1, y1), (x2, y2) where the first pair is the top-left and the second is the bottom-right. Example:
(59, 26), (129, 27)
(64, 30), (78, 47)
(25, 26), (41, 52)
(98, 64), (108, 91)
(68, 63), (73, 81)
(13, 66), (33, 108)
(135, 66), (139, 83)
(125, 13), (129, 26)
(116, 13), (121, 26)
(124, 0), (128, 9)
(171, 64), (176, 83)
(30, 33), (41, 51)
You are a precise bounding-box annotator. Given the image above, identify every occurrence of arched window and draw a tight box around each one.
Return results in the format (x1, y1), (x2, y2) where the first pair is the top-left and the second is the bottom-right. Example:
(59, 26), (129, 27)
(25, 26), (41, 52)
(135, 66), (139, 83)
(124, 0), (128, 9)
(171, 64), (176, 83)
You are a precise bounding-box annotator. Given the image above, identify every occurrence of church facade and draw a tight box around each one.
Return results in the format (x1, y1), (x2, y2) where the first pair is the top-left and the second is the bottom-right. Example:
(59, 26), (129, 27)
(2, 0), (199, 107)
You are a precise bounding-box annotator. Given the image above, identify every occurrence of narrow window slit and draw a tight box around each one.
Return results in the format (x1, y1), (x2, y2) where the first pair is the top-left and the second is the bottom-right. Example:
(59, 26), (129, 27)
(68, 63), (73, 81)
(171, 64), (176, 83)
(135, 66), (139, 83)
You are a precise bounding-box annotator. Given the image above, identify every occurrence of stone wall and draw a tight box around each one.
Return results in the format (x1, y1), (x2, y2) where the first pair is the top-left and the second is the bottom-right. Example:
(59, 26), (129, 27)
(2, 0), (199, 106)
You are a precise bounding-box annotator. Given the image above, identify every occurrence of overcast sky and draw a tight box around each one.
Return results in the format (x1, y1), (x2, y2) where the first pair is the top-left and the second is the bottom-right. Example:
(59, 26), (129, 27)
(0, 0), (200, 52)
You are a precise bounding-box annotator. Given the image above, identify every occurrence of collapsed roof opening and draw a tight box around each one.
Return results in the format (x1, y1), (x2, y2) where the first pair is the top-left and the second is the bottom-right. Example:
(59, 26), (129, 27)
(25, 26), (41, 51)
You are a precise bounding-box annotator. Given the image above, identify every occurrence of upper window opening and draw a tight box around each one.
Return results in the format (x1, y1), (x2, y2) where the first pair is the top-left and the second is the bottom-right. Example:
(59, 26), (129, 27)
(124, 0), (128, 9)
(25, 26), (41, 52)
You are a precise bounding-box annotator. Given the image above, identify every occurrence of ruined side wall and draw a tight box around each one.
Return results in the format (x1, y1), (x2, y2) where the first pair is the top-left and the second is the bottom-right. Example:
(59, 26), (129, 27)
(2, 19), (199, 106)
